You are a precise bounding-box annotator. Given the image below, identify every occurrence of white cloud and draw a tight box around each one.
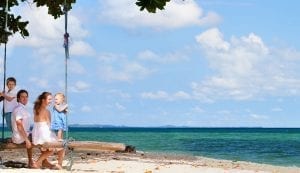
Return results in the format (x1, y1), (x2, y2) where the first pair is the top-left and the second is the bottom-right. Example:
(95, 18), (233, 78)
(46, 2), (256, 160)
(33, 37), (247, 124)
(141, 90), (190, 101)
(81, 105), (92, 112)
(141, 91), (169, 100)
(98, 0), (221, 30)
(99, 63), (152, 82)
(70, 41), (95, 56)
(273, 47), (300, 62)
(98, 53), (127, 63)
(5, 4), (92, 88)
(67, 14), (89, 39)
(217, 110), (232, 115)
(250, 114), (268, 120)
(106, 89), (131, 99)
(137, 50), (188, 63)
(196, 29), (269, 77)
(69, 60), (86, 75)
(271, 107), (283, 112)
(174, 91), (191, 100)
(70, 80), (90, 92)
(196, 28), (230, 51)
(137, 50), (158, 61)
(97, 53), (153, 82)
(192, 28), (300, 101)
(115, 102), (126, 110)
(11, 6), (63, 48)
(99, 66), (130, 82)
(191, 106), (205, 113)
(10, 5), (89, 54)
(29, 77), (50, 89)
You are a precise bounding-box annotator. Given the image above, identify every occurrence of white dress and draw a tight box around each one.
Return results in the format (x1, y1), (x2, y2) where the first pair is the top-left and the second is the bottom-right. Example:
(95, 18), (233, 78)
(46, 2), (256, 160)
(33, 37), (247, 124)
(32, 122), (57, 145)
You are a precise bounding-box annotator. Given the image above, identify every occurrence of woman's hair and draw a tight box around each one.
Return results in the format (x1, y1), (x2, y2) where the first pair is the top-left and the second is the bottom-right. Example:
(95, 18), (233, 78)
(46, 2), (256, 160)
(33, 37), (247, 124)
(33, 91), (51, 116)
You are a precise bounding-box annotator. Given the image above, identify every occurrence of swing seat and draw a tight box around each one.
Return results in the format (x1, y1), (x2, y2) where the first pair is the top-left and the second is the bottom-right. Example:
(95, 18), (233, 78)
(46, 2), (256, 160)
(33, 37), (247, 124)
(0, 139), (30, 150)
(0, 139), (127, 152)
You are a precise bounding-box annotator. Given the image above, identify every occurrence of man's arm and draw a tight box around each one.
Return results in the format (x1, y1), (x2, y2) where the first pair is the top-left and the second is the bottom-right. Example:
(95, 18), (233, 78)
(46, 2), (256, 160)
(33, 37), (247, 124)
(16, 119), (32, 148)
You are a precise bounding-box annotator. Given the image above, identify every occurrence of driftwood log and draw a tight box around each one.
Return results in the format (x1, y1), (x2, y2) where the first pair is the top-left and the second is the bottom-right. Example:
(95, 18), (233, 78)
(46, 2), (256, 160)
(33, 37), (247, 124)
(0, 140), (129, 152)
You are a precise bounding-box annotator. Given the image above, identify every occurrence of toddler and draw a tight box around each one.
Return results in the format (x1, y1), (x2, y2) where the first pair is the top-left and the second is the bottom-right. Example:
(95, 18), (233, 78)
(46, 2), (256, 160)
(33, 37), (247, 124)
(51, 92), (68, 140)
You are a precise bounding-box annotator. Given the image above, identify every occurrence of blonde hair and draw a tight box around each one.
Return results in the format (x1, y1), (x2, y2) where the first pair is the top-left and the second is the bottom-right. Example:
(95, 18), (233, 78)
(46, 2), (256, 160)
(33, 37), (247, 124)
(55, 92), (65, 101)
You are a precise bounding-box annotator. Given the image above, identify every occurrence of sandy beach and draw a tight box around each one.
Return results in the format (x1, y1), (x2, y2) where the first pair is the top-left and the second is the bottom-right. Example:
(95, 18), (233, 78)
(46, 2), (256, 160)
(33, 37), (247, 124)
(1, 148), (300, 173)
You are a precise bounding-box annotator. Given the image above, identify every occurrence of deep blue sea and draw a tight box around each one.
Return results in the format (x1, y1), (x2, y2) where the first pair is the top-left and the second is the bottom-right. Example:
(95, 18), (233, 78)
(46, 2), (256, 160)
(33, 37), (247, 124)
(3, 127), (300, 167)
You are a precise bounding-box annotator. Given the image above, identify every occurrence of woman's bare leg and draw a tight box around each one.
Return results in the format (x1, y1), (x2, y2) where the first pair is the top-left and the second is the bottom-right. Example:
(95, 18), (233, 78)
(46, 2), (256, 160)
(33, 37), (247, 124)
(35, 150), (54, 168)
(57, 149), (65, 168)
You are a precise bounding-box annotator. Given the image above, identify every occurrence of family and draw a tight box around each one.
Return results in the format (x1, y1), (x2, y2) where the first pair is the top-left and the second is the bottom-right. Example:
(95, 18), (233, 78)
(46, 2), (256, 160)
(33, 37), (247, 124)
(1, 77), (68, 169)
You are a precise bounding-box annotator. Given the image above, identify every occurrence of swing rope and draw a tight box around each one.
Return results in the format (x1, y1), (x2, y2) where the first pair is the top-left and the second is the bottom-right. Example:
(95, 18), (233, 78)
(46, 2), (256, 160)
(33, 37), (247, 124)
(1, 1), (75, 169)
(1, 0), (9, 143)
(62, 1), (74, 170)
(63, 0), (70, 141)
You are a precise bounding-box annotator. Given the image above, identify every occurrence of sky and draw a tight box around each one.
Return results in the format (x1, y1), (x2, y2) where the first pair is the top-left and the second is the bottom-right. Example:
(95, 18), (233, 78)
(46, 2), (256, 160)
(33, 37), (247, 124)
(1, 0), (300, 127)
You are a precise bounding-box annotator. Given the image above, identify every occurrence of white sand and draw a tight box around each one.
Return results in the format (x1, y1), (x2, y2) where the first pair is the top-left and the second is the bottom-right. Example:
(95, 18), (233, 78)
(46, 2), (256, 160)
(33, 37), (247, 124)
(1, 150), (300, 173)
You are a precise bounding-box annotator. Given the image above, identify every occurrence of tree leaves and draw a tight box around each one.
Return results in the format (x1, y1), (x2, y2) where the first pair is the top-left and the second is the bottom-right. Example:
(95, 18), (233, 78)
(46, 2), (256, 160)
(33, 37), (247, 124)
(0, 0), (76, 45)
(33, 0), (75, 19)
(0, 0), (28, 43)
(136, 0), (170, 13)
(0, 0), (171, 45)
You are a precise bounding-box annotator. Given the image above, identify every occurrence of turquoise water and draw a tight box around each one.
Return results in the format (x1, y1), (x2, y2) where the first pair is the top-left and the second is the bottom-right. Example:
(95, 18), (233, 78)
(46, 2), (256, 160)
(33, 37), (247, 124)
(2, 127), (300, 167)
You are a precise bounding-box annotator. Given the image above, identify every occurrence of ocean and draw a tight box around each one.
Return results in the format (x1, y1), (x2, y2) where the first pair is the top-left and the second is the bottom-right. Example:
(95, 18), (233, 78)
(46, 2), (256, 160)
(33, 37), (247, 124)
(2, 127), (300, 167)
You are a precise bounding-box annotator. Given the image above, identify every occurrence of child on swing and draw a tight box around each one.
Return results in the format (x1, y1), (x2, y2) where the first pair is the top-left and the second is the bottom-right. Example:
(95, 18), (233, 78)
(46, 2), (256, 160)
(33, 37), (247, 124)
(0, 77), (18, 137)
(51, 92), (68, 141)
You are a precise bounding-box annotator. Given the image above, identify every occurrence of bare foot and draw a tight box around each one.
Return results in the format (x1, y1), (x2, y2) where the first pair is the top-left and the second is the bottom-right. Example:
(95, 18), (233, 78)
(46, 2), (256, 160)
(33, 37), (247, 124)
(42, 160), (55, 169)
(28, 161), (39, 169)
(51, 164), (63, 170)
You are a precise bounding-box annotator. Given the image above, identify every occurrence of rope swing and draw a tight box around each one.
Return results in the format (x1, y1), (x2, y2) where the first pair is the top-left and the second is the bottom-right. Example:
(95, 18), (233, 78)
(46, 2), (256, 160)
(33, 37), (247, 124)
(1, 0), (71, 142)
(63, 0), (70, 141)
(0, 4), (129, 169)
(0, 2), (129, 171)
(1, 0), (9, 142)
(62, 1), (74, 170)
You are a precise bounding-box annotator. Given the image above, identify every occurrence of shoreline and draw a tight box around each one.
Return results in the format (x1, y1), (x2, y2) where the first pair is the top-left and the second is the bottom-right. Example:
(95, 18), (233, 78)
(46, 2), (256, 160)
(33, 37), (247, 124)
(136, 150), (299, 168)
(1, 149), (300, 173)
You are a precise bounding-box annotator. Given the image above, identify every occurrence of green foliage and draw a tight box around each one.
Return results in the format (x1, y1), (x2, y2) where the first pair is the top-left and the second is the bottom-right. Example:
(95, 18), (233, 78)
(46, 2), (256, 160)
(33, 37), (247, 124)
(0, 0), (76, 45)
(33, 0), (75, 19)
(0, 0), (170, 45)
(0, 0), (27, 43)
(136, 0), (170, 13)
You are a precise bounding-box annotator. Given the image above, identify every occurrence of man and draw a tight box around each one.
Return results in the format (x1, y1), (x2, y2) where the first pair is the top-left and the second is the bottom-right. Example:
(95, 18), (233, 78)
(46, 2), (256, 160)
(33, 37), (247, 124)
(11, 89), (37, 168)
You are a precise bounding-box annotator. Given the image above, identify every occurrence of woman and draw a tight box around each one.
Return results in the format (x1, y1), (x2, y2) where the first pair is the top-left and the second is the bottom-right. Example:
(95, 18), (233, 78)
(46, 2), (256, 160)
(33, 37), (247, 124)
(32, 92), (64, 169)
